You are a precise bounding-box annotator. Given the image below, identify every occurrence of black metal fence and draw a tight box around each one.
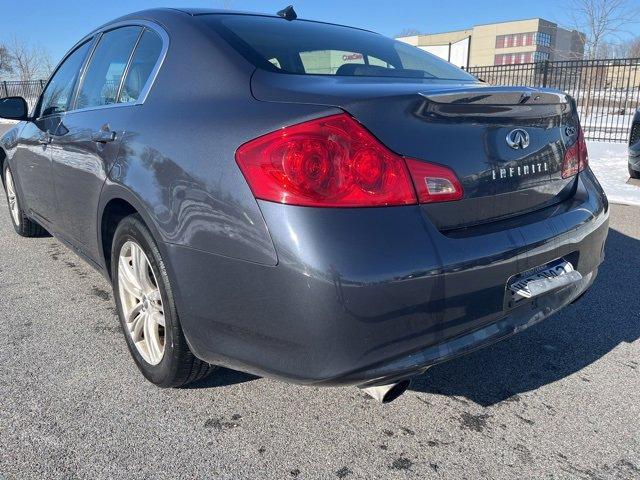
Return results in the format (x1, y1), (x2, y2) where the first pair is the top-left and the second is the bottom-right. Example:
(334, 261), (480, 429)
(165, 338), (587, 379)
(0, 80), (46, 111)
(468, 58), (640, 142)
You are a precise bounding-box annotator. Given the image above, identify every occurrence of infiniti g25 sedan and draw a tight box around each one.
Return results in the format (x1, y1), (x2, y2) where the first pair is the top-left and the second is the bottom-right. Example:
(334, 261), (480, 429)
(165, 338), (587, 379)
(0, 8), (609, 403)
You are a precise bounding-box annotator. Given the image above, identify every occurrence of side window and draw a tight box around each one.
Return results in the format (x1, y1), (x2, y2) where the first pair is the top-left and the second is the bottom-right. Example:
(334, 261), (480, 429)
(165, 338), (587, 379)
(118, 29), (163, 104)
(75, 26), (141, 110)
(39, 41), (92, 117)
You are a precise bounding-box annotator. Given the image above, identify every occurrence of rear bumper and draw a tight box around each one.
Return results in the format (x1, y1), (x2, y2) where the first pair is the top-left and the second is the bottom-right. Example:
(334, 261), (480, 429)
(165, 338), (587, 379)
(167, 168), (609, 387)
(341, 268), (597, 387)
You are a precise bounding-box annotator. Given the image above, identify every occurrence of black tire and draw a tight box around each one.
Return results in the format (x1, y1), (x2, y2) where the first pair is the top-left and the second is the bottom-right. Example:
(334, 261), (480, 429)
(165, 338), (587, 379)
(2, 163), (48, 237)
(111, 214), (216, 387)
(630, 164), (640, 179)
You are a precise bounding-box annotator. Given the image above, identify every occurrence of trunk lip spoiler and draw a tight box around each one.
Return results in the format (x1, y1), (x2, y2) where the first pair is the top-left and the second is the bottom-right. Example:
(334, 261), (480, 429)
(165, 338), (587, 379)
(419, 87), (570, 106)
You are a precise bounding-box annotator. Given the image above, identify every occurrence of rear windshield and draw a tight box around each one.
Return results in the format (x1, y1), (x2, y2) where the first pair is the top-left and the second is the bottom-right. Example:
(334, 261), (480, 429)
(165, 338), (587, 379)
(202, 14), (474, 81)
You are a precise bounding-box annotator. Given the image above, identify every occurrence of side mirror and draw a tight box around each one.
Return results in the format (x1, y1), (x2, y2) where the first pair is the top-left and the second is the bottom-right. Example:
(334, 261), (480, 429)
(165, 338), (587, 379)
(0, 97), (29, 121)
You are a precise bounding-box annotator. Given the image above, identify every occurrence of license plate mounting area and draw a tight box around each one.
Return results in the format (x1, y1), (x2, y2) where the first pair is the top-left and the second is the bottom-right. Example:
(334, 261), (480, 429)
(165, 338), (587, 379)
(507, 259), (582, 306)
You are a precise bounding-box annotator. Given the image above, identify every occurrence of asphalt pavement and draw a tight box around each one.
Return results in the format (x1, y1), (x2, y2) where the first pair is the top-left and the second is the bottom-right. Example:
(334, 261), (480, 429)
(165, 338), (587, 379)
(0, 122), (638, 479)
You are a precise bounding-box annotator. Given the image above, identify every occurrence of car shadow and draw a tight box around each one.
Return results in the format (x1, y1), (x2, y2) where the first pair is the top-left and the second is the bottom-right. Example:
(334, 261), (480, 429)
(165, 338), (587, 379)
(182, 366), (260, 389)
(409, 227), (640, 406)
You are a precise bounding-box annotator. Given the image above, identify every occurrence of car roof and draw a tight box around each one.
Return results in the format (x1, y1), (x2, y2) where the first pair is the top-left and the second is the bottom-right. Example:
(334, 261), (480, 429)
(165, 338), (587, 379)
(167, 7), (276, 17)
(114, 8), (377, 34)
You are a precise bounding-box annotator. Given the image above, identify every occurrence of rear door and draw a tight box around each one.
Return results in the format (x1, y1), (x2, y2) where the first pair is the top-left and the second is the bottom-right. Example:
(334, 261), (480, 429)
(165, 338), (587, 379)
(14, 40), (93, 228)
(51, 26), (163, 260)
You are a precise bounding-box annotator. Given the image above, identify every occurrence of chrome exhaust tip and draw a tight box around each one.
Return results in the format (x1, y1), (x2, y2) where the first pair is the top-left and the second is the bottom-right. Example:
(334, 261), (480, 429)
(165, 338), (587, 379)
(360, 379), (412, 403)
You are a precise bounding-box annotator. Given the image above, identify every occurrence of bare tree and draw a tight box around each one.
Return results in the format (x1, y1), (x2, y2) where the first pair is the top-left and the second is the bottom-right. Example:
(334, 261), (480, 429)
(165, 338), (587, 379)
(6, 36), (53, 82)
(41, 54), (55, 79)
(619, 36), (640, 57)
(0, 45), (13, 78)
(569, 0), (640, 59)
(594, 40), (617, 58)
(395, 28), (422, 38)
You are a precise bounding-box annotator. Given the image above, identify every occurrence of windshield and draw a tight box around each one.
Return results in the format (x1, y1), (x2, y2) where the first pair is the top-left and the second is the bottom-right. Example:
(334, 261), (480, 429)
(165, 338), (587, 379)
(202, 14), (475, 81)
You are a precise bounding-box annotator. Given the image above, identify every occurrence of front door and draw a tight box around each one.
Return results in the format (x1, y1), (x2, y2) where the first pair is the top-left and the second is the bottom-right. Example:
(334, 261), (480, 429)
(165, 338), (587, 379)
(15, 117), (59, 226)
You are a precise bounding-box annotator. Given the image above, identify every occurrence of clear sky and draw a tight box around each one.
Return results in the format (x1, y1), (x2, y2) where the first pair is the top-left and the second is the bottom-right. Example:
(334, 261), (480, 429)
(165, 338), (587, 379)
(2, 0), (640, 65)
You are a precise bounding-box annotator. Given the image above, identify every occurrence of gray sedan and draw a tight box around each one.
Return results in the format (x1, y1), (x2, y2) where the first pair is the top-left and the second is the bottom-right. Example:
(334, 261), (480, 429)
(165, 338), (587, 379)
(0, 7), (608, 403)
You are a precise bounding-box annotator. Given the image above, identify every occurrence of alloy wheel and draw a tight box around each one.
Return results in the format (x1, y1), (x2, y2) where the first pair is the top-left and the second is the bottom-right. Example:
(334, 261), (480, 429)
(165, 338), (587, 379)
(118, 240), (166, 365)
(5, 168), (20, 226)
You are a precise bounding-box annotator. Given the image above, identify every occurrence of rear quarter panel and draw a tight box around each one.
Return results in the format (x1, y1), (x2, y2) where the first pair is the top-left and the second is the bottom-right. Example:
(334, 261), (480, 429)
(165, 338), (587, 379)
(102, 11), (341, 266)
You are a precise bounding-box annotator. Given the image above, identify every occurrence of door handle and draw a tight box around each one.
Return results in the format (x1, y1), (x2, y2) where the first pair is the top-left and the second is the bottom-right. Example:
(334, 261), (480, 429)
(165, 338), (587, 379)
(91, 130), (116, 143)
(37, 133), (52, 145)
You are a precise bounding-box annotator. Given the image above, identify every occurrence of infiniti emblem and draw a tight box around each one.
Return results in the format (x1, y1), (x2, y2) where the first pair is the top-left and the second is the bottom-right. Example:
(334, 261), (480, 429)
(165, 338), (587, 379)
(506, 129), (530, 150)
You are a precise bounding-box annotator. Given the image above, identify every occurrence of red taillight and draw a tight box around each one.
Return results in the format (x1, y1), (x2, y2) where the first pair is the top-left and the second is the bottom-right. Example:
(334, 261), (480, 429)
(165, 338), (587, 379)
(562, 126), (589, 178)
(235, 114), (463, 207)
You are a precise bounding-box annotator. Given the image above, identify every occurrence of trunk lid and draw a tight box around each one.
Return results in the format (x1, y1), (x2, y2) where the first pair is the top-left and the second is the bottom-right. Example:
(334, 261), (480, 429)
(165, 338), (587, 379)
(251, 71), (578, 230)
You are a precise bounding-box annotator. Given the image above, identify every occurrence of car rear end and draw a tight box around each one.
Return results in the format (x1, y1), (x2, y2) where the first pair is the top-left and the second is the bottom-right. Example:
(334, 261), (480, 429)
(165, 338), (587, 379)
(181, 13), (609, 386)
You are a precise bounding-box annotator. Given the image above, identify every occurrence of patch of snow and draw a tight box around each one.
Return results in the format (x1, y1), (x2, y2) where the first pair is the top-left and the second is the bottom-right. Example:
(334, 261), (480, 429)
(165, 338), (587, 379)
(587, 141), (640, 207)
(0, 119), (19, 125)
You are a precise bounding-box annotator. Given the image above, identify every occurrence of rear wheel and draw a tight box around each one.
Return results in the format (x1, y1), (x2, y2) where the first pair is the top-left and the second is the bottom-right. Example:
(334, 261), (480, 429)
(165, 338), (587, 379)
(111, 214), (215, 387)
(2, 164), (47, 237)
(630, 164), (640, 179)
